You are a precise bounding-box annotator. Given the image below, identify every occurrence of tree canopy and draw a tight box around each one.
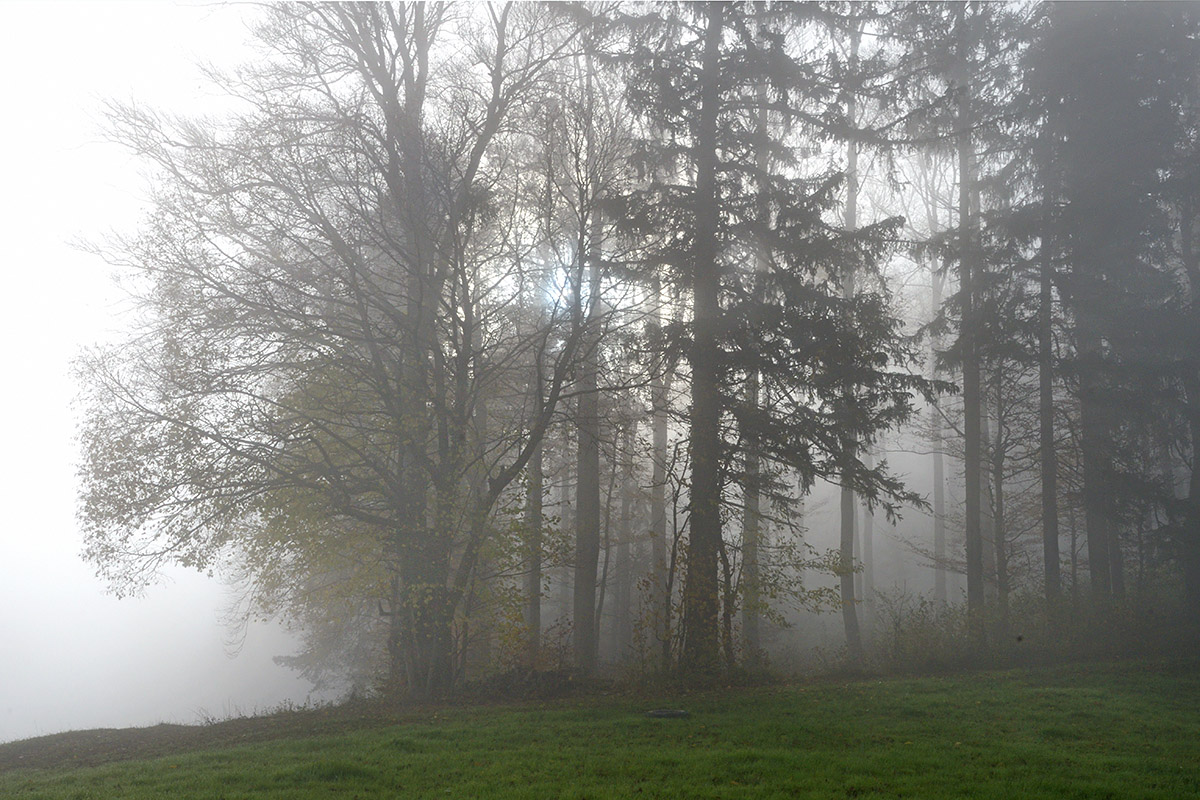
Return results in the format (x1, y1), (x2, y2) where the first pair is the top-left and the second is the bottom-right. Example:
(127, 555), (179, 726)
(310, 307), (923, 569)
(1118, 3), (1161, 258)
(80, 1), (1200, 695)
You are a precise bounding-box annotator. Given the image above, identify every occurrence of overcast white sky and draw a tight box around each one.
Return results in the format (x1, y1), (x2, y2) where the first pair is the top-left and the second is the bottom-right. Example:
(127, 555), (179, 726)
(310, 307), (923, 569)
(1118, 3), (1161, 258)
(0, 1), (322, 744)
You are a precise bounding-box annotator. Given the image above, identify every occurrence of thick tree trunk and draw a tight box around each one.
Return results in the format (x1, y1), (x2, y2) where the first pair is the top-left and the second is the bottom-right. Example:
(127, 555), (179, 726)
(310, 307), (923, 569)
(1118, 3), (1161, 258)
(681, 1), (725, 676)
(393, 525), (455, 700)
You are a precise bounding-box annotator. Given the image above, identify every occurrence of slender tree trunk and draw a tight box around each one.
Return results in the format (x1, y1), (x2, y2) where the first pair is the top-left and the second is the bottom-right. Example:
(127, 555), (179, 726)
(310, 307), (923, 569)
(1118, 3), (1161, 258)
(742, 380), (763, 659)
(1078, 323), (1112, 615)
(573, 221), (602, 675)
(933, 417), (947, 603)
(839, 25), (865, 666)
(991, 376), (1009, 634)
(1038, 142), (1062, 609)
(854, 509), (864, 604)
(719, 538), (736, 668)
(980, 394), (998, 604)
(681, 1), (725, 676)
(863, 450), (875, 605)
(926, 176), (949, 604)
(957, 9), (985, 645)
(741, 62), (771, 664)
(1110, 526), (1126, 602)
(1182, 204), (1200, 619)
(572, 43), (605, 674)
(649, 275), (671, 667)
(558, 434), (575, 628)
(454, 280), (498, 681)
(525, 94), (558, 669)
(595, 454), (617, 660)
(1186, 404), (1200, 615)
(573, 385), (600, 674)
(663, 493), (680, 669)
(613, 420), (635, 661)
(525, 441), (544, 666)
(840, 484), (864, 664)
(1069, 504), (1080, 619)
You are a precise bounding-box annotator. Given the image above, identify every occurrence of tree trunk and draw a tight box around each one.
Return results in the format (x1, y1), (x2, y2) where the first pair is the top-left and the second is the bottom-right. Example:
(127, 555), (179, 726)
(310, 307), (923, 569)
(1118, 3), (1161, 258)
(925, 169), (949, 605)
(525, 441), (544, 666)
(681, 1), (725, 676)
(558, 433), (575, 629)
(854, 508), (864, 605)
(838, 24), (865, 667)
(649, 275), (671, 667)
(394, 525), (455, 700)
(742, 383), (763, 659)
(863, 449), (875, 606)
(1182, 203), (1200, 619)
(933, 415), (947, 603)
(573, 227), (602, 675)
(957, 8), (985, 645)
(741, 56), (771, 665)
(980, 394), (998, 604)
(1077, 322), (1112, 615)
(1069, 504), (1080, 619)
(840, 484), (864, 664)
(594, 453), (617, 661)
(1110, 525), (1126, 602)
(991, 375), (1009, 634)
(1186, 409), (1200, 615)
(612, 420), (635, 661)
(1038, 153), (1062, 609)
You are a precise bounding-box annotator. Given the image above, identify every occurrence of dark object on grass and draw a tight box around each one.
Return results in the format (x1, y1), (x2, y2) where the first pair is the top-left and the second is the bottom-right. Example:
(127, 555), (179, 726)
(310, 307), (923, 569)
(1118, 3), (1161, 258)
(644, 709), (690, 719)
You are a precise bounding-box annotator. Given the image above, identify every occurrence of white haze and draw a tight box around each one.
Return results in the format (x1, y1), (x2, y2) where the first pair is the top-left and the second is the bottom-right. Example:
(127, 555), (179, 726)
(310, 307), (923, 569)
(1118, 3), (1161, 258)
(0, 1), (966, 743)
(0, 1), (323, 744)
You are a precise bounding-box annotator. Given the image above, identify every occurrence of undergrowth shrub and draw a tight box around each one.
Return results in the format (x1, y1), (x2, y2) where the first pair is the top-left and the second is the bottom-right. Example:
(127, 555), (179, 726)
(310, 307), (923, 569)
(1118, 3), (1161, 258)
(869, 581), (1200, 675)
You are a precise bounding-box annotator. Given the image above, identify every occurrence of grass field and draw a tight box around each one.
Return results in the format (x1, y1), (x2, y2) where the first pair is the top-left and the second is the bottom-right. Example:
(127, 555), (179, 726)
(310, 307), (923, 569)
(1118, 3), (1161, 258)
(3, 658), (1199, 799)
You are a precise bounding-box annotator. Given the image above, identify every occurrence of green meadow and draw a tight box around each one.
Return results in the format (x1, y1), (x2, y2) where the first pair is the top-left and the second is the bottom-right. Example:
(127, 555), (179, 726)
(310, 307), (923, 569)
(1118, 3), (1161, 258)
(4, 658), (1199, 799)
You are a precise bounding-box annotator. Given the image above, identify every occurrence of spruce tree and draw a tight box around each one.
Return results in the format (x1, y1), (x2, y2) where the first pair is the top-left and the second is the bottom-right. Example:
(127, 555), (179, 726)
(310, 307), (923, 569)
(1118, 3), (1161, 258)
(613, 1), (934, 675)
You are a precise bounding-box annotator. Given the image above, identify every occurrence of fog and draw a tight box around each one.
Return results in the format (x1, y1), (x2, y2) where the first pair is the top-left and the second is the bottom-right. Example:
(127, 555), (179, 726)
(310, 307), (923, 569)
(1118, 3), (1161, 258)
(3, 0), (1192, 746)
(0, 1), (320, 744)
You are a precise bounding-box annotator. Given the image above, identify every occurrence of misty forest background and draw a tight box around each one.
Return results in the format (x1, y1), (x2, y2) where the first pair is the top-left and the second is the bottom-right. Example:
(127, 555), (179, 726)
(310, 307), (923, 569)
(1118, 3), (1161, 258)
(77, 1), (1200, 701)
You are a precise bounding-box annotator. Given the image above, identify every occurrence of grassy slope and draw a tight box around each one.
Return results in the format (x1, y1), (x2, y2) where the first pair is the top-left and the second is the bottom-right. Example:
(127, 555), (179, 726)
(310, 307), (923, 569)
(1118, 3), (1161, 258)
(4, 658), (1200, 799)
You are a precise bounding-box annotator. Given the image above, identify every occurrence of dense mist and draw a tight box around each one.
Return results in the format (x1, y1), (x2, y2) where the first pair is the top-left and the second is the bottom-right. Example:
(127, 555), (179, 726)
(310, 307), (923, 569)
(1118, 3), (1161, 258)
(5, 1), (1199, 743)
